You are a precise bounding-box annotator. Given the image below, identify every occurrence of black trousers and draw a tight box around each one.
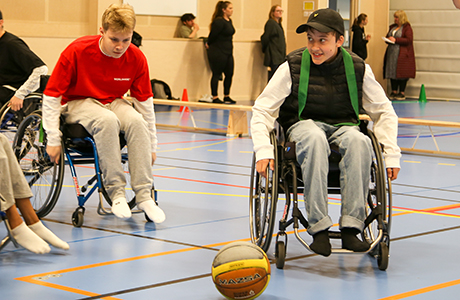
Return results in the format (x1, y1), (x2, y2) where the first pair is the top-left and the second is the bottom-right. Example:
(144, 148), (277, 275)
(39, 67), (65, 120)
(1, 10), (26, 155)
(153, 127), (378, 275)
(390, 79), (408, 93)
(207, 49), (234, 97)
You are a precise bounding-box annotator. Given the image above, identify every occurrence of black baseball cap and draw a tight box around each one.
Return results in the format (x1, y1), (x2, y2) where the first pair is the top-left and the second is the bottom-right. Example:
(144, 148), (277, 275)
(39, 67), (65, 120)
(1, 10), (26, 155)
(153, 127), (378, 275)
(296, 8), (344, 35)
(0, 10), (3, 20)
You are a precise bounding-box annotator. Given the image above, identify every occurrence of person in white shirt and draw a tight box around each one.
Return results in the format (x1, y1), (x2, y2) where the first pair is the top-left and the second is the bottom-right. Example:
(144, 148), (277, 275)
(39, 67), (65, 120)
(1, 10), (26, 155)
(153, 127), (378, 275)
(251, 9), (400, 257)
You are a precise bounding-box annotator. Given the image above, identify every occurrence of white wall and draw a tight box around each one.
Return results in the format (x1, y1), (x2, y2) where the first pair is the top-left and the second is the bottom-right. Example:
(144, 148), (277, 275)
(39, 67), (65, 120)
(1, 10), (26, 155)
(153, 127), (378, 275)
(390, 0), (460, 100)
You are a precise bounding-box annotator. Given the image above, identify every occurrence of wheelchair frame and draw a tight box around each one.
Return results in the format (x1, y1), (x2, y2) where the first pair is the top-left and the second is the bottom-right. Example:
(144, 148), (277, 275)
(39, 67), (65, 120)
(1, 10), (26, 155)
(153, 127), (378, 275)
(12, 110), (156, 227)
(249, 123), (392, 271)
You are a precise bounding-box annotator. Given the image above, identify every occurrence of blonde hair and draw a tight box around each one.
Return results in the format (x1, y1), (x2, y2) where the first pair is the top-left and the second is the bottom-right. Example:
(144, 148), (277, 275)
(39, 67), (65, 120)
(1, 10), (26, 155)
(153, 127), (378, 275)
(394, 10), (409, 25)
(101, 4), (136, 33)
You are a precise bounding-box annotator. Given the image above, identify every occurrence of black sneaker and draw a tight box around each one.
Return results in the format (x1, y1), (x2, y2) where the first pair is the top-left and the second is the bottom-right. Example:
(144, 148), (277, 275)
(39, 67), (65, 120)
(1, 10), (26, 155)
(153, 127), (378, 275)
(395, 93), (406, 100)
(212, 98), (223, 103)
(389, 92), (397, 100)
(223, 96), (236, 104)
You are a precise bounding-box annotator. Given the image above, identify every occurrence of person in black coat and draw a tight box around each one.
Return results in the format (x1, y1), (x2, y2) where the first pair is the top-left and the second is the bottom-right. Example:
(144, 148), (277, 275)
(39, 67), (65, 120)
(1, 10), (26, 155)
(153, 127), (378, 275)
(351, 13), (371, 60)
(206, 1), (236, 104)
(261, 5), (286, 81)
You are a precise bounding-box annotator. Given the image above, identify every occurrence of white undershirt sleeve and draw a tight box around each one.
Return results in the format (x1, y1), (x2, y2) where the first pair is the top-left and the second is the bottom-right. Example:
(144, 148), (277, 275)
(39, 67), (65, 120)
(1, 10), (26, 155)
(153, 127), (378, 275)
(42, 94), (63, 147)
(14, 65), (48, 100)
(132, 97), (158, 152)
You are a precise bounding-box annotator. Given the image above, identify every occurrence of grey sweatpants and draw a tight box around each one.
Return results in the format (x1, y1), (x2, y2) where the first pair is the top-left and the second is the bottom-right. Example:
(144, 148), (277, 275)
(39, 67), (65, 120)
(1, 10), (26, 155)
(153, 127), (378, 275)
(63, 98), (153, 203)
(0, 134), (33, 211)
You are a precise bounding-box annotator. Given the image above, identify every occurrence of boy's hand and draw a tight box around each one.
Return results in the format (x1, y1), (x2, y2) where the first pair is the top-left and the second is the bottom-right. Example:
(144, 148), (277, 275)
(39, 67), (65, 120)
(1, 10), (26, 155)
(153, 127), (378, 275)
(386, 167), (400, 181)
(9, 96), (24, 111)
(256, 159), (275, 178)
(46, 145), (62, 164)
(152, 152), (157, 166)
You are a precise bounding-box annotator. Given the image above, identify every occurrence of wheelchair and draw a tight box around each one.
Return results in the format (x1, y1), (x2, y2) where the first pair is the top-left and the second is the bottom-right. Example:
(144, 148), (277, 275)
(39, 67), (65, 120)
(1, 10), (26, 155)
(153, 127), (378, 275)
(0, 211), (20, 252)
(0, 76), (50, 144)
(12, 110), (157, 227)
(249, 121), (392, 271)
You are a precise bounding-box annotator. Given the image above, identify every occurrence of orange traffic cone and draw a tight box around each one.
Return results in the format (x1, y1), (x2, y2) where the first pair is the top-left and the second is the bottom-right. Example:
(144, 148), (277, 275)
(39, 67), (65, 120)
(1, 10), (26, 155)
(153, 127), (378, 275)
(177, 88), (192, 113)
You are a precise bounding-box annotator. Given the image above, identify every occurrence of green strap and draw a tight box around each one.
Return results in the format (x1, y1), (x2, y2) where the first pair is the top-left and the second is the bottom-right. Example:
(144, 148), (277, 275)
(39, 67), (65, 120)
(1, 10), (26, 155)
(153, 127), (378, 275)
(298, 47), (360, 126)
(39, 121), (44, 143)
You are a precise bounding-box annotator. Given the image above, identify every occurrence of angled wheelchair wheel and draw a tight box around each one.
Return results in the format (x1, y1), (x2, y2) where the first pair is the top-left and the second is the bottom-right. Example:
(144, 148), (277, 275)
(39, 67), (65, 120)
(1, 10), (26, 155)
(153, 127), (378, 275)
(101, 146), (137, 209)
(249, 131), (279, 253)
(12, 111), (64, 218)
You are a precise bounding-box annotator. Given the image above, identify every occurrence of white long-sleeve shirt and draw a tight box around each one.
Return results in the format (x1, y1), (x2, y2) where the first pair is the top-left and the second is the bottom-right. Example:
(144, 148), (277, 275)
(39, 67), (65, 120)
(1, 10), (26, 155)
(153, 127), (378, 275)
(11, 65), (48, 99)
(251, 61), (401, 168)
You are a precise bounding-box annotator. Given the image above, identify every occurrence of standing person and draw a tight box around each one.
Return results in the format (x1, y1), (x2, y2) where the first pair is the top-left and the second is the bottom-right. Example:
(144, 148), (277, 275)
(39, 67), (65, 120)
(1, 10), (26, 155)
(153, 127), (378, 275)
(261, 5), (286, 81)
(351, 13), (371, 60)
(179, 13), (200, 39)
(251, 9), (400, 257)
(206, 1), (236, 104)
(42, 3), (165, 223)
(383, 10), (415, 100)
(0, 10), (48, 110)
(1, 134), (69, 254)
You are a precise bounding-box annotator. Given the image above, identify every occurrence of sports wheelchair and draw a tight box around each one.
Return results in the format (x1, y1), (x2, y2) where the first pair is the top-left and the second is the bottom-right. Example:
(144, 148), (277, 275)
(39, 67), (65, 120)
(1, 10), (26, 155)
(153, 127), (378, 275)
(0, 76), (49, 144)
(12, 110), (157, 227)
(249, 121), (392, 271)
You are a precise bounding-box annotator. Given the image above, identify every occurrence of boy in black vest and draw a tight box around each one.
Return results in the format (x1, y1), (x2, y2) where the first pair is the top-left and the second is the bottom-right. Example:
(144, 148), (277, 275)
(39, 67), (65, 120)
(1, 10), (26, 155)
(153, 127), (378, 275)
(251, 9), (401, 257)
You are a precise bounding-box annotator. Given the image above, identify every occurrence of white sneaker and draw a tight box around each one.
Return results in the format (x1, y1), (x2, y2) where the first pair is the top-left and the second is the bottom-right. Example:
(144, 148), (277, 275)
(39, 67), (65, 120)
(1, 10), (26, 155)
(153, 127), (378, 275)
(138, 200), (166, 223)
(199, 94), (213, 103)
(112, 197), (132, 219)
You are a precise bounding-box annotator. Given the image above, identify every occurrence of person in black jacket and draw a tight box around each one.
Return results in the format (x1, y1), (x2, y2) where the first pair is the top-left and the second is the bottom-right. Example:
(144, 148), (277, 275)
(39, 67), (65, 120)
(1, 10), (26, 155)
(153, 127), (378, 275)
(0, 10), (48, 110)
(261, 5), (286, 81)
(351, 13), (371, 60)
(206, 1), (236, 104)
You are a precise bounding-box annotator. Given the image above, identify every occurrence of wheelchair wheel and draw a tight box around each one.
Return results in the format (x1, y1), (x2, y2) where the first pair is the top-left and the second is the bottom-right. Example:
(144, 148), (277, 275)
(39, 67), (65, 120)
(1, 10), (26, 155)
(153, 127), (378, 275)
(275, 240), (286, 269)
(12, 111), (64, 218)
(362, 129), (392, 267)
(72, 207), (85, 227)
(0, 102), (20, 145)
(100, 146), (137, 209)
(0, 96), (41, 144)
(249, 131), (279, 253)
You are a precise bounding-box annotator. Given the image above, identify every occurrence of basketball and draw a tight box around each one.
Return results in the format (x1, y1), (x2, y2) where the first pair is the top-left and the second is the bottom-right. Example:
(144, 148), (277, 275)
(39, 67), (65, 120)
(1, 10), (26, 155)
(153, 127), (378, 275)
(211, 241), (271, 300)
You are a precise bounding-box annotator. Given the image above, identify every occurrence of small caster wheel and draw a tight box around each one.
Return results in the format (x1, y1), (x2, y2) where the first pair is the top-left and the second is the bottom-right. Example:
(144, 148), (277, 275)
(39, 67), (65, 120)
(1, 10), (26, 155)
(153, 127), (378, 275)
(72, 207), (85, 227)
(275, 241), (286, 269)
(377, 241), (389, 271)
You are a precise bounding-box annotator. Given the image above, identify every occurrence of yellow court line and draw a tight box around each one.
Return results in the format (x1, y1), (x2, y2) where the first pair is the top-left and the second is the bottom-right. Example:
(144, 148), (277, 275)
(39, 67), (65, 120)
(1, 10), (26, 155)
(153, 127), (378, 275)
(207, 149), (224, 152)
(403, 160), (421, 164)
(152, 167), (177, 171)
(239, 151), (253, 153)
(156, 137), (238, 153)
(438, 163), (456, 166)
(379, 278), (460, 300)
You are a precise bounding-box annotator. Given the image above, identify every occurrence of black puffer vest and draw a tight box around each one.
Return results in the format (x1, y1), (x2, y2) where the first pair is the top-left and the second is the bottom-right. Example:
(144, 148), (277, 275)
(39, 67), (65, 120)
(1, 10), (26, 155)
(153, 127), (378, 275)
(278, 47), (365, 133)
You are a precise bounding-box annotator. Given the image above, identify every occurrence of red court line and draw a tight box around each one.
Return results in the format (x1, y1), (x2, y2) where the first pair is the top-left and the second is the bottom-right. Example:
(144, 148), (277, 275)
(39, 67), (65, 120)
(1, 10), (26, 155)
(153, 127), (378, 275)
(393, 203), (460, 218)
(153, 174), (249, 189)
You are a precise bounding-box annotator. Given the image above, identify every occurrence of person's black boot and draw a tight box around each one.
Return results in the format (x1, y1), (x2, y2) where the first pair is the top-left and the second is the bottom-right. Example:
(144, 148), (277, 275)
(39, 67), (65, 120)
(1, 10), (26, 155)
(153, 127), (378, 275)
(310, 230), (331, 257)
(341, 228), (369, 252)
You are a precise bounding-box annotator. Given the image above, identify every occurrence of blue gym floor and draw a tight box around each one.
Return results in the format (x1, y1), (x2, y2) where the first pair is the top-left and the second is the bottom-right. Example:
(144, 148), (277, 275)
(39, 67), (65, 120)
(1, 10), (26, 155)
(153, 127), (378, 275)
(1, 99), (460, 300)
